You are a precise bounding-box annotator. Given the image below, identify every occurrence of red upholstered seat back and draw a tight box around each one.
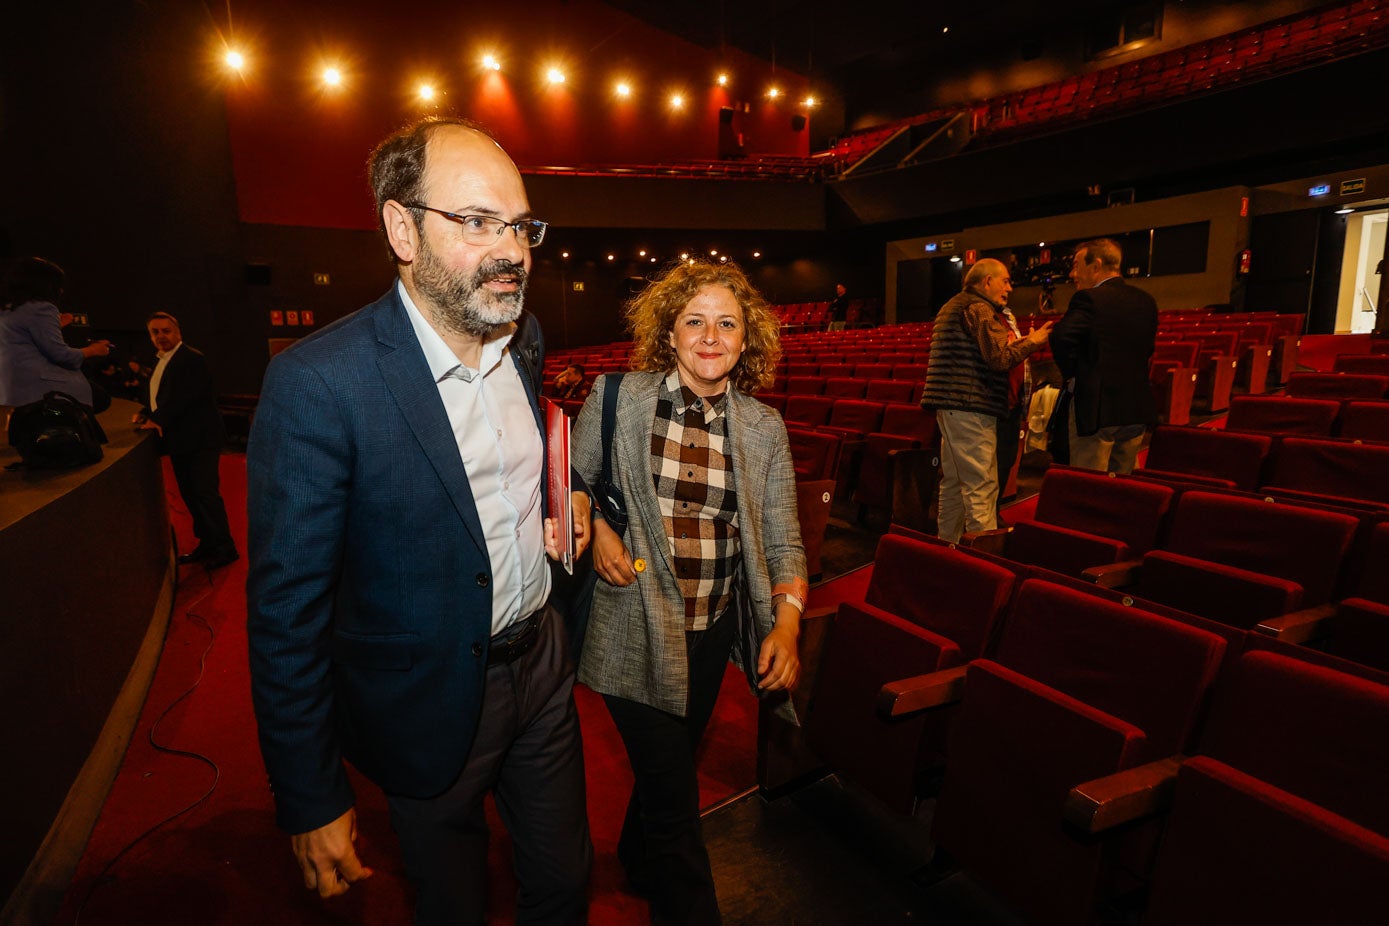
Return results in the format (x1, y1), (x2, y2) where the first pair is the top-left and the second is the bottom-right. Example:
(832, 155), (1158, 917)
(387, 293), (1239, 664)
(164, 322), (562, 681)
(1265, 436), (1389, 505)
(995, 579), (1227, 758)
(786, 375), (825, 395)
(1333, 354), (1389, 376)
(1225, 395), (1340, 436)
(784, 395), (835, 428)
(785, 427), (840, 480)
(1143, 425), (1272, 490)
(1353, 521), (1389, 605)
(865, 379), (914, 403)
(1031, 467), (1175, 555)
(879, 404), (935, 443)
(1285, 371), (1389, 400)
(864, 534), (1016, 660)
(1163, 491), (1358, 606)
(825, 399), (885, 435)
(822, 377), (866, 398)
(1200, 650), (1389, 836)
(1338, 400), (1389, 442)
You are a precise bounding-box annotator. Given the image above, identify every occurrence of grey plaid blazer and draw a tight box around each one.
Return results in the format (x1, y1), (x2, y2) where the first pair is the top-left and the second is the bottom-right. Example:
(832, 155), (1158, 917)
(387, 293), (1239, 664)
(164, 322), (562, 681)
(572, 371), (807, 716)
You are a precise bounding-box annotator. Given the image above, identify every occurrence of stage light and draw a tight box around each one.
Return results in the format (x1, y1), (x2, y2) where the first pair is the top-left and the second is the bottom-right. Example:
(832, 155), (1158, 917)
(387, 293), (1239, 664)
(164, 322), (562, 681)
(225, 50), (246, 71)
(546, 67), (566, 85)
(561, 251), (570, 259)
(709, 249), (718, 256)
(650, 257), (658, 263)
(680, 252), (689, 260)
(717, 73), (729, 86)
(322, 67), (343, 88)
(607, 253), (615, 261)
(615, 81), (632, 98)
(767, 86), (780, 99)
(802, 96), (817, 108)
(719, 255), (728, 262)
(752, 251), (761, 258)
(669, 93), (685, 109)
(418, 83), (436, 101)
(638, 249), (647, 257)
(482, 54), (501, 71)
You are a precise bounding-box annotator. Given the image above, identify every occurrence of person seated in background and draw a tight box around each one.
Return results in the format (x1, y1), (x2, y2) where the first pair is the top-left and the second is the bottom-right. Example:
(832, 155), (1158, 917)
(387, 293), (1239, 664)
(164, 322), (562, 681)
(0, 257), (111, 415)
(122, 358), (151, 399)
(553, 362), (586, 398)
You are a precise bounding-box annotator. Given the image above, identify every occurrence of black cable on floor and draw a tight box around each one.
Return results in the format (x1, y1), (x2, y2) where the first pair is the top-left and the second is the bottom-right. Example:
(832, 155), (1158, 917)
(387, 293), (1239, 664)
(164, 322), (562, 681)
(72, 558), (225, 925)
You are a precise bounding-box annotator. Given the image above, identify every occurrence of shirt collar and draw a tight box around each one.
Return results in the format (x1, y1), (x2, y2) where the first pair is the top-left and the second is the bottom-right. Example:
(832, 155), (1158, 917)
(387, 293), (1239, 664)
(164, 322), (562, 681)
(398, 280), (514, 383)
(662, 370), (727, 422)
(157, 341), (183, 361)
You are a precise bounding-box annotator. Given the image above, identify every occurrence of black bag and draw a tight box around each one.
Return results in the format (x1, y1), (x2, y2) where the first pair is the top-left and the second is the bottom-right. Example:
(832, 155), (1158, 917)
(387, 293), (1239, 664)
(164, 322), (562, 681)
(7, 390), (108, 470)
(563, 373), (625, 658)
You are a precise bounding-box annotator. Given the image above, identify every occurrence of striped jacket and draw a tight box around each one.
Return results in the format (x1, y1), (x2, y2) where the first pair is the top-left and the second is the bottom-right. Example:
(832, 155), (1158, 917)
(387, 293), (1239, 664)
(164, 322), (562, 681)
(921, 289), (1043, 419)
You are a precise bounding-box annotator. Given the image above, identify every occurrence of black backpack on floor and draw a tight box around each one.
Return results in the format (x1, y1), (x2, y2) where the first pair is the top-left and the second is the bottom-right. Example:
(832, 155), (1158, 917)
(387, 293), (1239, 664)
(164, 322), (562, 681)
(7, 390), (107, 470)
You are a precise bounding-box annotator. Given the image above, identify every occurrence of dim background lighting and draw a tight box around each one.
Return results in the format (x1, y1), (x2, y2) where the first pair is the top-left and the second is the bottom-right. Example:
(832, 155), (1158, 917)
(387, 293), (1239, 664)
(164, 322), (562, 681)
(615, 82), (631, 97)
(561, 251), (570, 259)
(225, 50), (245, 70)
(606, 253), (616, 261)
(752, 251), (762, 258)
(803, 96), (817, 108)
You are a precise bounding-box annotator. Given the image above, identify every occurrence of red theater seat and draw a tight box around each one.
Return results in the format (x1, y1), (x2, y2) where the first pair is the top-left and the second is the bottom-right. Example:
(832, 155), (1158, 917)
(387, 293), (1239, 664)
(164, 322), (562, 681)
(785, 376), (826, 396)
(931, 579), (1227, 926)
(786, 427), (842, 481)
(1333, 353), (1389, 376)
(796, 479), (836, 580)
(1142, 650), (1389, 926)
(1263, 435), (1389, 507)
(853, 406), (938, 515)
(1338, 400), (1389, 442)
(1225, 395), (1340, 437)
(822, 377), (867, 399)
(784, 395), (835, 428)
(1286, 371), (1389, 400)
(1139, 425), (1273, 490)
(864, 379), (914, 403)
(805, 535), (1020, 814)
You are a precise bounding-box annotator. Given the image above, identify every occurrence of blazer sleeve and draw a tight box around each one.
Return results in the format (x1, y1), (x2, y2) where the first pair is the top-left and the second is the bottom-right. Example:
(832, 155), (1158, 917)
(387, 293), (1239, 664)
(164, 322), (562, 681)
(30, 306), (86, 371)
(246, 351), (357, 834)
(753, 408), (809, 600)
(570, 374), (608, 493)
(1049, 290), (1095, 381)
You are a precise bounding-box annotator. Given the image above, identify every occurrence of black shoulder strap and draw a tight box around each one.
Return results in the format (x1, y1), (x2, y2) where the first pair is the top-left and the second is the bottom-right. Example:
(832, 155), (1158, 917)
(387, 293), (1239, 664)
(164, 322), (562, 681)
(601, 373), (624, 487)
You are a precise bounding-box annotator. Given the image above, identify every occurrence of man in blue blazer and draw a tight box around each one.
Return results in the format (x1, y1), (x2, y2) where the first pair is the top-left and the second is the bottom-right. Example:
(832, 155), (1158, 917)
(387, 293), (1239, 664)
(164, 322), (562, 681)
(247, 118), (592, 925)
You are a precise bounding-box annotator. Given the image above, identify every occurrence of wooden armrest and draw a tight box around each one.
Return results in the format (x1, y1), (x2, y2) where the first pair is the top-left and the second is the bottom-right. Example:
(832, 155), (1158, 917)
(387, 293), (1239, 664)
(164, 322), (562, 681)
(1082, 558), (1143, 589)
(1255, 603), (1337, 644)
(1063, 756), (1183, 834)
(960, 528), (1010, 555)
(876, 665), (968, 719)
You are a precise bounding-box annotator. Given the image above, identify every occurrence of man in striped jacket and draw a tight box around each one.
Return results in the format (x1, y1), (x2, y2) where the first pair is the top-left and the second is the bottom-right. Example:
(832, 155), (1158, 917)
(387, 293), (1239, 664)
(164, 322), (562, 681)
(921, 259), (1053, 542)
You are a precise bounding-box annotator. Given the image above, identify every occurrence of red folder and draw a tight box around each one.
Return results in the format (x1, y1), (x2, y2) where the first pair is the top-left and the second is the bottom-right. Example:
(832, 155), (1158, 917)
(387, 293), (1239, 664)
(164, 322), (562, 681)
(543, 398), (574, 574)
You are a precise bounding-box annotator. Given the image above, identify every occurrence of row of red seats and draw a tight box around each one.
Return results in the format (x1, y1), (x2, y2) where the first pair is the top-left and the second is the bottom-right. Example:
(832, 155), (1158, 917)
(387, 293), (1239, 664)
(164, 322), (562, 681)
(1223, 393), (1389, 441)
(797, 529), (1389, 923)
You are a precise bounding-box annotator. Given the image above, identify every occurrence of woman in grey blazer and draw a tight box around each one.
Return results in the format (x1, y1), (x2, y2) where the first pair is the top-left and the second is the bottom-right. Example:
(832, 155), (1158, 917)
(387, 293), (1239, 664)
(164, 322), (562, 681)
(571, 260), (807, 925)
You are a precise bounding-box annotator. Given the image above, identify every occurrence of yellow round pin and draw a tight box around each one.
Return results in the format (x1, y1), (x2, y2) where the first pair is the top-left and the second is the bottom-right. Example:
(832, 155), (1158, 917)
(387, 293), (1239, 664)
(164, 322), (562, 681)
(633, 558), (646, 573)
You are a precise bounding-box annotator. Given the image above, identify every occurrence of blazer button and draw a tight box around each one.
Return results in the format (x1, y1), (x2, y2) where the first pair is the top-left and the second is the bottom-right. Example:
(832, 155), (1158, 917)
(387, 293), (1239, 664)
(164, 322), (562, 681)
(471, 641), (484, 657)
(476, 573), (490, 588)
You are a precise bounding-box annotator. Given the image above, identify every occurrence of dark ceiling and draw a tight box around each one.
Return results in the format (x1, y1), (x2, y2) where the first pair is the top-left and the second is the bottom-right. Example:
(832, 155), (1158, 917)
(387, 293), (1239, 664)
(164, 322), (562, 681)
(606, 1), (1138, 109)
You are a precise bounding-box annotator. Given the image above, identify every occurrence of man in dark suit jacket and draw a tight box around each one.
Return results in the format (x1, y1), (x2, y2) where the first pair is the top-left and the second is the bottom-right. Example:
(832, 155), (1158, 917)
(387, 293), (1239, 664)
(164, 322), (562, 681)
(1049, 238), (1158, 474)
(137, 312), (236, 567)
(246, 118), (593, 925)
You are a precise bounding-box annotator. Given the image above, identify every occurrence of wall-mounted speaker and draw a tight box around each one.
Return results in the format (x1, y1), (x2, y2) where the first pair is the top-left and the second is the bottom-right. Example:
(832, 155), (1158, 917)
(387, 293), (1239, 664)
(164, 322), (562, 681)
(790, 114), (807, 132)
(245, 264), (272, 286)
(719, 106), (735, 125)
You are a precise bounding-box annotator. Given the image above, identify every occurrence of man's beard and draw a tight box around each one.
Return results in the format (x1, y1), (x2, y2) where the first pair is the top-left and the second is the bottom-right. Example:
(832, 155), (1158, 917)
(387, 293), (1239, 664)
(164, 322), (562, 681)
(413, 234), (528, 337)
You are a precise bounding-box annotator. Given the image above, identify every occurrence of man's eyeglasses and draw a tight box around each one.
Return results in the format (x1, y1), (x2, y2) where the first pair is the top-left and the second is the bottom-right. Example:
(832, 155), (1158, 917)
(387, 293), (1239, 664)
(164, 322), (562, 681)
(405, 204), (548, 248)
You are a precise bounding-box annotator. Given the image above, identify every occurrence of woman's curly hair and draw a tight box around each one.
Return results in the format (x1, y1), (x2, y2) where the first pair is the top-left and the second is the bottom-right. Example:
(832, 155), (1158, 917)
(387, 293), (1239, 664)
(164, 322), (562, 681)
(626, 259), (781, 394)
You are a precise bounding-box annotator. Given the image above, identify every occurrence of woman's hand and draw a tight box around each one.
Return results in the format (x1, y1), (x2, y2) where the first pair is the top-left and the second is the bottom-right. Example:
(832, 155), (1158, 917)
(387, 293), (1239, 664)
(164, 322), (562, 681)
(592, 516), (637, 586)
(756, 610), (801, 691)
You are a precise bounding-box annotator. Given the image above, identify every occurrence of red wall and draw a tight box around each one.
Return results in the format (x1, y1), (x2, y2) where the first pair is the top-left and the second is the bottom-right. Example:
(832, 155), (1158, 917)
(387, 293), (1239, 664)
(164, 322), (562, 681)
(221, 0), (812, 230)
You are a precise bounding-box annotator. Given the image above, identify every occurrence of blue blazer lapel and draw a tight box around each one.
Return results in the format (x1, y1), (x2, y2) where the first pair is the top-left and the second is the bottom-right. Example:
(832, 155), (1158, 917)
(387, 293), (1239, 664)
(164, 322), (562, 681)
(372, 292), (490, 556)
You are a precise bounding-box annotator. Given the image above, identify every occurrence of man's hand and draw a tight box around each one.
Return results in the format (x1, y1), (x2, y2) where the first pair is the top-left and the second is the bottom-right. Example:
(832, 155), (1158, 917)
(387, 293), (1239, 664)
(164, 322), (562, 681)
(543, 492), (593, 562)
(1025, 319), (1055, 346)
(136, 419), (163, 437)
(591, 517), (636, 586)
(290, 807), (374, 899)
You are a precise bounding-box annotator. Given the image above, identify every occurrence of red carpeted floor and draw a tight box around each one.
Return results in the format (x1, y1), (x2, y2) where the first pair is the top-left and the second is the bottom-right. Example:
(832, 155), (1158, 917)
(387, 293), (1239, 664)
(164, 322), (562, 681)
(54, 454), (764, 925)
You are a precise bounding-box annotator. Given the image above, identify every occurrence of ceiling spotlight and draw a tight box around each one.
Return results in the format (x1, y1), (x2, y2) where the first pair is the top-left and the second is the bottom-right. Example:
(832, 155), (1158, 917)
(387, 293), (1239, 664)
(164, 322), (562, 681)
(717, 73), (729, 86)
(482, 54), (501, 71)
(943, 26), (951, 34)
(546, 67), (566, 85)
(767, 86), (781, 99)
(752, 251), (761, 258)
(322, 67), (343, 87)
(680, 252), (689, 260)
(607, 253), (615, 261)
(803, 96), (817, 108)
(638, 249), (647, 257)
(1039, 241), (1046, 246)
(1336, 207), (1355, 214)
(224, 50), (246, 71)
(719, 255), (728, 263)
(418, 83), (436, 101)
(650, 257), (658, 263)
(615, 81), (632, 98)
(950, 256), (962, 263)
(561, 251), (570, 259)
(670, 93), (685, 109)
(709, 249), (718, 256)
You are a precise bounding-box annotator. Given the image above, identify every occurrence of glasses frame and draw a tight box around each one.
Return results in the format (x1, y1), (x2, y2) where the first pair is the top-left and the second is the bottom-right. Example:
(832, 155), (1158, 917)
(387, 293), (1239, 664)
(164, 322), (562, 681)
(404, 203), (548, 248)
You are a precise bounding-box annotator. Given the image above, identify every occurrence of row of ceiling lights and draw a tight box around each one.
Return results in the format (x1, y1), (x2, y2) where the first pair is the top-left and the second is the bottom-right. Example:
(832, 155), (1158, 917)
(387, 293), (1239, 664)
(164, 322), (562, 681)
(554, 249), (764, 264)
(219, 48), (818, 110)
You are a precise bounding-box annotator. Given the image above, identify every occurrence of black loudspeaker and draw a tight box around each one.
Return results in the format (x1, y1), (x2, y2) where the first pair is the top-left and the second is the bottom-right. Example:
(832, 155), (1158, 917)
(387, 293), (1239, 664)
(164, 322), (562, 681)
(719, 106), (734, 125)
(245, 264), (272, 286)
(790, 114), (807, 132)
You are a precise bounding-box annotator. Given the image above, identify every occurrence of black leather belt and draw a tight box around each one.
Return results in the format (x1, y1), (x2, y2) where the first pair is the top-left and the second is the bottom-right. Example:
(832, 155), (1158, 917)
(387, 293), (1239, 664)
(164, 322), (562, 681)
(487, 611), (543, 666)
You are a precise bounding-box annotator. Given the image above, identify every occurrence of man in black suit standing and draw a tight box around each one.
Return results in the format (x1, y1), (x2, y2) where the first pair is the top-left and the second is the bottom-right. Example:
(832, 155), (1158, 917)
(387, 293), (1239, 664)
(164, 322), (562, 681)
(137, 311), (237, 567)
(1049, 238), (1158, 474)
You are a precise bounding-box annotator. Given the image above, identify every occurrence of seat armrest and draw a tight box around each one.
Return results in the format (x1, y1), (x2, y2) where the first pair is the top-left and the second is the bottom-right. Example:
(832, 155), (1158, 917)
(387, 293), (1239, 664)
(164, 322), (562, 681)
(1255, 603), (1337, 644)
(960, 528), (1010, 555)
(876, 665), (968, 719)
(1082, 558), (1143, 588)
(1063, 756), (1184, 834)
